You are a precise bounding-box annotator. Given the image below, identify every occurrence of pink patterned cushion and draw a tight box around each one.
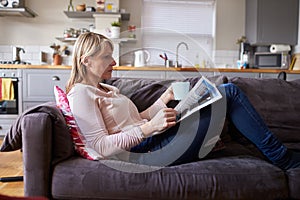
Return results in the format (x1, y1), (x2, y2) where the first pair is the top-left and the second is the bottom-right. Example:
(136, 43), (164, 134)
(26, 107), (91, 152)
(54, 86), (101, 160)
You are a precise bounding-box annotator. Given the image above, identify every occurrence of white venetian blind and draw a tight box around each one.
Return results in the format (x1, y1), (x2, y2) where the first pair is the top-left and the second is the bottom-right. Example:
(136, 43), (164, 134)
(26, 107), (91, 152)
(141, 0), (216, 67)
(142, 0), (214, 35)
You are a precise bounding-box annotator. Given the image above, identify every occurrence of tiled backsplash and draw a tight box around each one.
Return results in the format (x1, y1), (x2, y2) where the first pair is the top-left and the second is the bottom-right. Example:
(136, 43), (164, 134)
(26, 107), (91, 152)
(0, 45), (72, 66)
(213, 50), (239, 68)
(0, 45), (239, 68)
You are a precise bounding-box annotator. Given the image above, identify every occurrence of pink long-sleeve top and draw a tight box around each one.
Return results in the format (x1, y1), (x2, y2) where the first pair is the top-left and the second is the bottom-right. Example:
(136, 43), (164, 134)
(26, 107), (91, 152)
(67, 83), (166, 159)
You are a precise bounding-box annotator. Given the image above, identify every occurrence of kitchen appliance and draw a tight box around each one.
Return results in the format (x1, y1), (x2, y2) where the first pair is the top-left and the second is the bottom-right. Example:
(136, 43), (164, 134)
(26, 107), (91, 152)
(134, 50), (150, 67)
(254, 52), (290, 69)
(0, 69), (22, 136)
(0, 0), (37, 17)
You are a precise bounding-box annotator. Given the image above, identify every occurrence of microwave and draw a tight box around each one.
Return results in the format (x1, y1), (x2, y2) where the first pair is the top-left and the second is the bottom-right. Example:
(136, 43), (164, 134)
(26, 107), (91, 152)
(254, 52), (290, 69)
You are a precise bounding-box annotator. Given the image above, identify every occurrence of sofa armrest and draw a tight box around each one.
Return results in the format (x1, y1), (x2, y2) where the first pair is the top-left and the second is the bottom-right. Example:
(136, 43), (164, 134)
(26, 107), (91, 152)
(22, 112), (52, 198)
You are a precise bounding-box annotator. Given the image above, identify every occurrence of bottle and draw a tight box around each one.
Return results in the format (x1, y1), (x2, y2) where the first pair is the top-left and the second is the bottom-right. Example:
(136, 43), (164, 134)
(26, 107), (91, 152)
(242, 52), (249, 68)
(194, 53), (200, 68)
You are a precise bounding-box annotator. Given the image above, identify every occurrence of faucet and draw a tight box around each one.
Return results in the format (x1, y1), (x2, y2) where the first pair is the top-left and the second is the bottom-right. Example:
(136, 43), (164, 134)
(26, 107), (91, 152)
(175, 42), (189, 68)
(13, 47), (25, 63)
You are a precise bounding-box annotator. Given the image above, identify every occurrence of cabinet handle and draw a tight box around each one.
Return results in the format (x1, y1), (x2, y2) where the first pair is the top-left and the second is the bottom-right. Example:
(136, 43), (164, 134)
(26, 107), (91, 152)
(52, 76), (60, 81)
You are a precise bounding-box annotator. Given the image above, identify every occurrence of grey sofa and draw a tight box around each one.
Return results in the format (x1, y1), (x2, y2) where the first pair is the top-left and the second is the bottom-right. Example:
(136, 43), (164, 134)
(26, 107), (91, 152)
(1, 76), (300, 200)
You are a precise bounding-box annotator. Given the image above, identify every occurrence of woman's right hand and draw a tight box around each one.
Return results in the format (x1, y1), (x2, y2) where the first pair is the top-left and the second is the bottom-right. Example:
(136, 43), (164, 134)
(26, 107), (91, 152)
(140, 108), (177, 137)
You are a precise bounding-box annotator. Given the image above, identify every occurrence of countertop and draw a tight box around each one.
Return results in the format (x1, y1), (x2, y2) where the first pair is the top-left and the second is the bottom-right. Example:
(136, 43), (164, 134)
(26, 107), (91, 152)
(1, 64), (300, 74)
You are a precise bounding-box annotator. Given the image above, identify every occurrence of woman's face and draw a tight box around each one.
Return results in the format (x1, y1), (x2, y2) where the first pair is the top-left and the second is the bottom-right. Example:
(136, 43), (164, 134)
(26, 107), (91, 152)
(87, 44), (116, 81)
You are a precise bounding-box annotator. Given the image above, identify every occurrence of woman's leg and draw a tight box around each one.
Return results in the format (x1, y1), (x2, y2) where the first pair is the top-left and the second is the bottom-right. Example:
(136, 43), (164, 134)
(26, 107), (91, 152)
(222, 83), (300, 170)
(130, 106), (213, 166)
(131, 82), (300, 169)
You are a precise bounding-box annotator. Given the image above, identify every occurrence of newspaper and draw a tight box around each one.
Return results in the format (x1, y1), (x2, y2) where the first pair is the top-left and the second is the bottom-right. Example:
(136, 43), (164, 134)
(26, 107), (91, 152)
(174, 76), (223, 122)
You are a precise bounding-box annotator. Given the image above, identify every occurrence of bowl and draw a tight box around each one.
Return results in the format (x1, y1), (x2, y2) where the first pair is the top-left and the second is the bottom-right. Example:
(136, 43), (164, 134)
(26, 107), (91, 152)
(76, 4), (86, 11)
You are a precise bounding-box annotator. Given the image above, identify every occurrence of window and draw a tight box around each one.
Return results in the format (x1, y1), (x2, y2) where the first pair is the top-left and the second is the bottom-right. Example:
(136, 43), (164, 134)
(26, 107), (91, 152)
(141, 0), (216, 67)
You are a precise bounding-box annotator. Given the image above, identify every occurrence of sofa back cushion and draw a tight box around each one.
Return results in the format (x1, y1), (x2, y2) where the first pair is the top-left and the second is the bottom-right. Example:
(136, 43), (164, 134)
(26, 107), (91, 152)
(230, 77), (300, 143)
(105, 75), (228, 112)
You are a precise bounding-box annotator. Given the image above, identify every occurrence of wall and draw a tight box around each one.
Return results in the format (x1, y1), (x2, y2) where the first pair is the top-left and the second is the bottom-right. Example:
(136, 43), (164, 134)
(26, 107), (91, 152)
(0, 0), (246, 66)
(0, 0), (245, 47)
(0, 0), (95, 45)
(215, 0), (245, 51)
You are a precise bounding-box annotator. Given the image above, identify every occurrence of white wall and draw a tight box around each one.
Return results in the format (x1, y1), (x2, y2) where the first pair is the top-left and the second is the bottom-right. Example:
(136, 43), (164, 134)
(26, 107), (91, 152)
(0, 0), (95, 45)
(0, 0), (244, 49)
(0, 0), (248, 67)
(215, 0), (245, 51)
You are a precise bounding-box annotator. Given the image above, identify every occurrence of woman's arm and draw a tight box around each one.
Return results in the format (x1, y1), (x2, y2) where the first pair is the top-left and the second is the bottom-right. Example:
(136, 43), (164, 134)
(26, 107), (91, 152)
(139, 108), (177, 137)
(140, 86), (175, 120)
(69, 87), (145, 158)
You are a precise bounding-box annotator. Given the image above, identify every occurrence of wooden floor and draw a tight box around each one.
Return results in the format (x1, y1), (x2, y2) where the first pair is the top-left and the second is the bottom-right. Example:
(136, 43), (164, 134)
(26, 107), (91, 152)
(0, 138), (24, 197)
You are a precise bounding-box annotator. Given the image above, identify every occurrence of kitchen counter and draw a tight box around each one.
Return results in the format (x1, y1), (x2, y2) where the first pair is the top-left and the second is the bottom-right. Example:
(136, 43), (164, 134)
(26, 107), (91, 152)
(0, 64), (72, 70)
(1, 64), (300, 74)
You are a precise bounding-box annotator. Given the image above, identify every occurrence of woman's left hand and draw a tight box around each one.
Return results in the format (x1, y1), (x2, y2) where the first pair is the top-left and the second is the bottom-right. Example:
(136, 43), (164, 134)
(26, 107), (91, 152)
(160, 86), (174, 105)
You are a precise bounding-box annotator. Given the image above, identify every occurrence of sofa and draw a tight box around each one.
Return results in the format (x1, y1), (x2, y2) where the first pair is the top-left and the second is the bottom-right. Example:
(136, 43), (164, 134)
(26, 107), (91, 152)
(1, 75), (300, 200)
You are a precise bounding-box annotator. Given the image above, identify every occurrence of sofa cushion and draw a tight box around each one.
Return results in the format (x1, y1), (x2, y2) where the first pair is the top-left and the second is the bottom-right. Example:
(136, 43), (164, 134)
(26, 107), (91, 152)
(52, 156), (288, 200)
(230, 77), (300, 144)
(54, 86), (101, 161)
(286, 168), (300, 199)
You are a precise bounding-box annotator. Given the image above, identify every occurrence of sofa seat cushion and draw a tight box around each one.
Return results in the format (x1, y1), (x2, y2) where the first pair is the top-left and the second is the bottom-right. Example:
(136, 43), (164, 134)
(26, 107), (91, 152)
(286, 168), (300, 199)
(52, 156), (288, 200)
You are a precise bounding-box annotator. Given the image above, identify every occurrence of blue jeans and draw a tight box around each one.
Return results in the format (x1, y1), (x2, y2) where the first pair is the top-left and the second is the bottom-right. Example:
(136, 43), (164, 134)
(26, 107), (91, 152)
(130, 83), (288, 167)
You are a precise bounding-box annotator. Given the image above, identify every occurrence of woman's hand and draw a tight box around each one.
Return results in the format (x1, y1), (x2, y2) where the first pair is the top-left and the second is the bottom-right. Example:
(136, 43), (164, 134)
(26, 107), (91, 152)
(160, 86), (175, 105)
(140, 108), (177, 137)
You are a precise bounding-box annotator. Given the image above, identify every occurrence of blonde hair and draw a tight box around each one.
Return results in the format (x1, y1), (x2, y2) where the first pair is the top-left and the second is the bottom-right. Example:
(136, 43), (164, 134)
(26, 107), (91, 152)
(66, 32), (114, 94)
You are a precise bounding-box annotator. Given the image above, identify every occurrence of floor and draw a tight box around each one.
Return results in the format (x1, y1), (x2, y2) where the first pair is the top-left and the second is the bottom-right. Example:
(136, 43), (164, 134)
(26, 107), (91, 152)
(0, 138), (24, 197)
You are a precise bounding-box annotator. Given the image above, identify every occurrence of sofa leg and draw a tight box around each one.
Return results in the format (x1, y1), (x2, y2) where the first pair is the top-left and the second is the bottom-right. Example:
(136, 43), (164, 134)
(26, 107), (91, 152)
(0, 176), (23, 182)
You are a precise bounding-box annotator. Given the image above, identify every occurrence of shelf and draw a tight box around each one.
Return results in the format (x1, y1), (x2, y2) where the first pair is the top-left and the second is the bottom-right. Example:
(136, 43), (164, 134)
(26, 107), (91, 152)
(56, 37), (136, 44)
(63, 11), (130, 20)
(55, 37), (77, 44)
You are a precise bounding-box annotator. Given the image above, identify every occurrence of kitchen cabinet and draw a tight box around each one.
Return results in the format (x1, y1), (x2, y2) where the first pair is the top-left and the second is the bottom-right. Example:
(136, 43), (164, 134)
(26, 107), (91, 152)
(166, 71), (213, 80)
(260, 72), (300, 81)
(0, 119), (16, 136)
(112, 67), (300, 81)
(22, 69), (70, 110)
(114, 68), (260, 80)
(218, 72), (260, 79)
(115, 70), (165, 79)
(246, 0), (299, 45)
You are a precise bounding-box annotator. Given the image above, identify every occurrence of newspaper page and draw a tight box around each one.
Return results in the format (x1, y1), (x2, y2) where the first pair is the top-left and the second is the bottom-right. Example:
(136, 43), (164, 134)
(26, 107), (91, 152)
(174, 76), (223, 122)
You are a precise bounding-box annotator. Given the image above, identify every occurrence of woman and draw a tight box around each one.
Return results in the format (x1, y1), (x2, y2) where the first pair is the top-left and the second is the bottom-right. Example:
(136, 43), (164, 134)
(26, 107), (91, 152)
(66, 32), (300, 170)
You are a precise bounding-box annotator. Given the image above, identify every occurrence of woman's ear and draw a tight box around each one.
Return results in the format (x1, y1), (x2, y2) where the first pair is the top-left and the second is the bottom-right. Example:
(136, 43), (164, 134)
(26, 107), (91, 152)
(81, 56), (90, 67)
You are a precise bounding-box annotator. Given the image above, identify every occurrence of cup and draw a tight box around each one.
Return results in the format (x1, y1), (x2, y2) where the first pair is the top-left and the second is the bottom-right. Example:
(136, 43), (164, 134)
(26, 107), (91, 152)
(172, 82), (190, 100)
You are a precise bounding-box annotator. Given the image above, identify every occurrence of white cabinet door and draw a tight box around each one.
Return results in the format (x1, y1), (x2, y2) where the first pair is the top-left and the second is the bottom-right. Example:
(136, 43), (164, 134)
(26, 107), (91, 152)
(115, 70), (165, 79)
(260, 73), (300, 81)
(23, 69), (71, 102)
(218, 72), (260, 79)
(0, 118), (16, 136)
(166, 71), (214, 80)
(286, 74), (300, 81)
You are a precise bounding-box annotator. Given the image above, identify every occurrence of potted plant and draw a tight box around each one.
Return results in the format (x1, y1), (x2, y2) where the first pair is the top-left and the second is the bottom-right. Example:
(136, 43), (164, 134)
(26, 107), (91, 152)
(110, 21), (121, 38)
(50, 44), (68, 65)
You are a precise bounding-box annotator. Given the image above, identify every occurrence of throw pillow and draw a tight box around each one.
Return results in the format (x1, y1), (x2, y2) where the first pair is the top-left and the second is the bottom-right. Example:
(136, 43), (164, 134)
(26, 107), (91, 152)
(54, 86), (101, 160)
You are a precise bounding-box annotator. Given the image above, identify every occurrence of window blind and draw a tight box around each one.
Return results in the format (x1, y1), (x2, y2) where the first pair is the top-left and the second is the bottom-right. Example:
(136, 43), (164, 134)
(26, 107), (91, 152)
(141, 0), (215, 67)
